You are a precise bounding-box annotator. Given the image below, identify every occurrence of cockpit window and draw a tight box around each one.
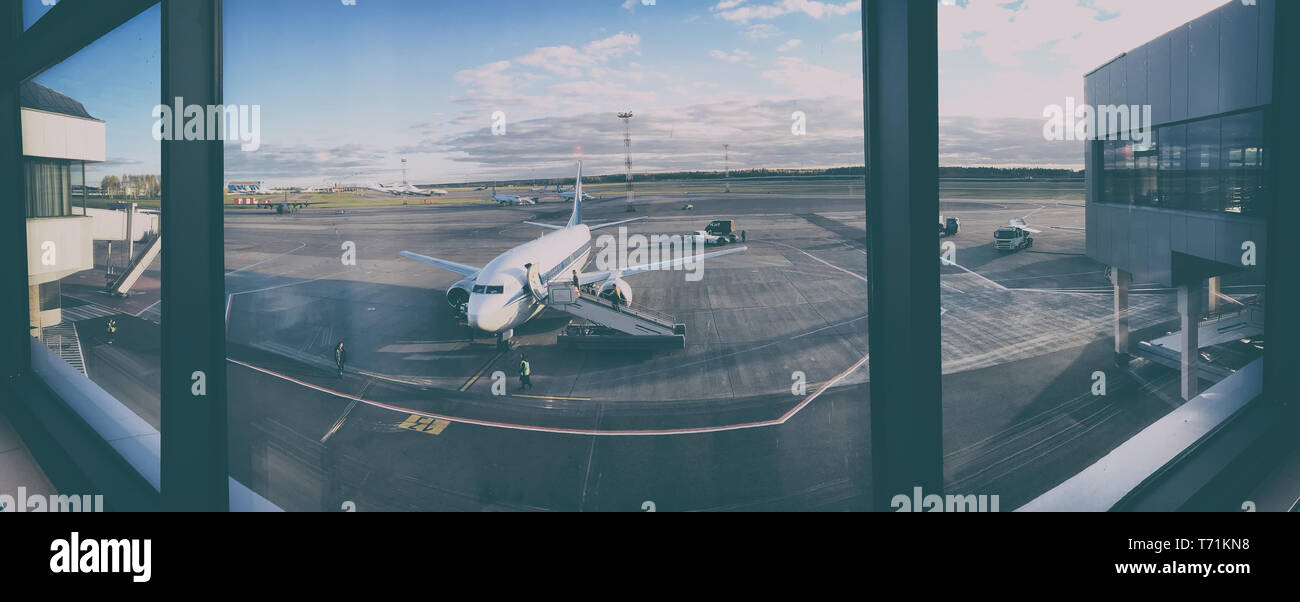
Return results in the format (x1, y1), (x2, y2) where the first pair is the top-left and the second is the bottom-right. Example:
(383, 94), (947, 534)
(485, 285), (504, 294)
(472, 285), (485, 293)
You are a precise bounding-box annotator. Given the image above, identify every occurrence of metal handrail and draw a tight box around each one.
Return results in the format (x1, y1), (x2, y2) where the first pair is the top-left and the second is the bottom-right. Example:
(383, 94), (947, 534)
(574, 291), (678, 326)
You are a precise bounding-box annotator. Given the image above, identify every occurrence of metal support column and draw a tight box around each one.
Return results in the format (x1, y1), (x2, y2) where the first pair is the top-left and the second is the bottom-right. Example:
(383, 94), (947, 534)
(1207, 276), (1220, 315)
(0, 1), (28, 382)
(865, 0), (942, 510)
(160, 0), (228, 511)
(1265, 0), (1299, 412)
(1179, 281), (1202, 401)
(1113, 267), (1131, 358)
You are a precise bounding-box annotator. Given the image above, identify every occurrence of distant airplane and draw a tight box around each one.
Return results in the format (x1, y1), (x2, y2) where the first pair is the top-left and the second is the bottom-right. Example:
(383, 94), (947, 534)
(491, 183), (537, 205)
(368, 182), (448, 197)
(402, 162), (743, 343)
(398, 184), (448, 196)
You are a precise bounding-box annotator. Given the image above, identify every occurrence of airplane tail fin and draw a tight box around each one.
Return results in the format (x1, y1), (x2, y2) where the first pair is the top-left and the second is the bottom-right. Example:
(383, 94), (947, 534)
(567, 161), (583, 227)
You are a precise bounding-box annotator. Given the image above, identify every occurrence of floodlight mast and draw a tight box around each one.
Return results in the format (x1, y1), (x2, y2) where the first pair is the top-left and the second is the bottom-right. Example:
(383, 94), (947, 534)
(618, 111), (634, 208)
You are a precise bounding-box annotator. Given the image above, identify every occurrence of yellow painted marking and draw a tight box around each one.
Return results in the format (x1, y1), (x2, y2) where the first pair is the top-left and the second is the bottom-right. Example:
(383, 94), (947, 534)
(398, 414), (451, 435)
(510, 393), (592, 402)
(459, 350), (505, 392)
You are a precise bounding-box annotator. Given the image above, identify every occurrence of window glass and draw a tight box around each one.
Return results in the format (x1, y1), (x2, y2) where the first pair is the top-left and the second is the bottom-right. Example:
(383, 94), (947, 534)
(22, 6), (164, 485)
(939, 1), (1267, 511)
(1221, 111), (1266, 216)
(1187, 118), (1221, 212)
(1157, 124), (1186, 209)
(22, 0), (57, 30)
(223, 0), (868, 511)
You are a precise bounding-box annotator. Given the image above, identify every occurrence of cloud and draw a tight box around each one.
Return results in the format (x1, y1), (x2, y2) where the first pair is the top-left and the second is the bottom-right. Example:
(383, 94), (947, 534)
(939, 116), (1082, 168)
(937, 0), (1227, 119)
(777, 39), (802, 52)
(224, 142), (392, 181)
(514, 32), (642, 78)
(762, 57), (860, 99)
(743, 23), (781, 39)
(712, 0), (860, 23)
(835, 30), (861, 42)
(709, 49), (754, 63)
(432, 96), (864, 178)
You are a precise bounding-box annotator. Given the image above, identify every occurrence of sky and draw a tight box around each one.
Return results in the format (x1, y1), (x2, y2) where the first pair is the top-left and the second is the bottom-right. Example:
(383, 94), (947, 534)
(25, 0), (1234, 186)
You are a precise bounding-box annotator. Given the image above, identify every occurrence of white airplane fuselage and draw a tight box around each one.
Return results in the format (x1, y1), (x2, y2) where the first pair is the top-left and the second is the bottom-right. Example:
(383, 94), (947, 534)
(466, 224), (592, 334)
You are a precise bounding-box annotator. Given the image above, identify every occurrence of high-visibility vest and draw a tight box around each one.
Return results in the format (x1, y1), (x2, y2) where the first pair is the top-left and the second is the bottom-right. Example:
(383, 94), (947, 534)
(521, 360), (531, 376)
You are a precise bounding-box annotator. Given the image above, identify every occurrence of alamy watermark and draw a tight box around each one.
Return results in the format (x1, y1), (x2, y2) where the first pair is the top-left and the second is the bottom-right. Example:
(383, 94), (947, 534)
(891, 486), (1000, 512)
(1, 487), (104, 512)
(152, 97), (261, 151)
(1042, 96), (1152, 147)
(594, 227), (707, 282)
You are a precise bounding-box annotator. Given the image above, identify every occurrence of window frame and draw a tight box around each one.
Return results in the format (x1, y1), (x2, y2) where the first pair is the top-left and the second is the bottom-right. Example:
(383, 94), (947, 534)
(0, 0), (1292, 513)
(1, 0), (233, 511)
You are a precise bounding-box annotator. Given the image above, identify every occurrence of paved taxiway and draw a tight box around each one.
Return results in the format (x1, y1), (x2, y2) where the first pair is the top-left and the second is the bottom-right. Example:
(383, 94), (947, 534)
(43, 180), (1249, 510)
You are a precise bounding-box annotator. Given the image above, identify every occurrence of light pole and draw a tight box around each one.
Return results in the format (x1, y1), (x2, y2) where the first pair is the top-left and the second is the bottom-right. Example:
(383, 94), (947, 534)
(618, 111), (634, 207)
(724, 144), (730, 193)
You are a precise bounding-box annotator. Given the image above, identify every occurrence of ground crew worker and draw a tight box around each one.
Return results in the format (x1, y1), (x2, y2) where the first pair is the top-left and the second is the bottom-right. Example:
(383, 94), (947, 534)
(105, 318), (117, 345)
(572, 270), (580, 289)
(335, 341), (347, 378)
(741, 230), (747, 242)
(519, 353), (533, 391)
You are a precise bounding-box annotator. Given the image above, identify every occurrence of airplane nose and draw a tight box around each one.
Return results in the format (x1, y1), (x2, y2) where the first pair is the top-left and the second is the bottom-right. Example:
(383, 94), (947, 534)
(468, 308), (506, 333)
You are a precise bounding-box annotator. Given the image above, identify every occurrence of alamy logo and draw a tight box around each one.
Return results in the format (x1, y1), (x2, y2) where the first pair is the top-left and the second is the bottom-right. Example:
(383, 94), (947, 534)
(1042, 96), (1152, 147)
(50, 532), (151, 583)
(593, 227), (705, 282)
(152, 97), (261, 151)
(891, 487), (1000, 512)
(0, 487), (103, 512)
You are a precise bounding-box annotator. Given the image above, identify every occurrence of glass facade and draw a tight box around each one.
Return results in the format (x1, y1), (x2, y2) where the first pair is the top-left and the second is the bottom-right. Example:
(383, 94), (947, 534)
(1099, 110), (1269, 216)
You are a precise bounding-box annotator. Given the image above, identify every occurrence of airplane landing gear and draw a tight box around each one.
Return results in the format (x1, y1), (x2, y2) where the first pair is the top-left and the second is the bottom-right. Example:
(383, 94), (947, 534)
(496, 329), (515, 350)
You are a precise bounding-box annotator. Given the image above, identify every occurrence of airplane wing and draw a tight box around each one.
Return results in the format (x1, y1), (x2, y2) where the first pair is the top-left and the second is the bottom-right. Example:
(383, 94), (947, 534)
(399, 251), (481, 277)
(589, 216), (646, 230)
(1009, 218), (1042, 234)
(524, 216), (645, 231)
(576, 246), (746, 286)
(524, 221), (564, 230)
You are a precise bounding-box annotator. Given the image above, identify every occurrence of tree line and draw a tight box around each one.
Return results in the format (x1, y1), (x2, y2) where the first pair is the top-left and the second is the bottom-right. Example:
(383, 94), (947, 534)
(98, 174), (161, 199)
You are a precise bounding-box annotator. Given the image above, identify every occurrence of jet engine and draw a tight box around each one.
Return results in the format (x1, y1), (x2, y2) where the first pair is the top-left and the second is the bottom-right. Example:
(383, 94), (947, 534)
(446, 276), (474, 316)
(598, 278), (633, 304)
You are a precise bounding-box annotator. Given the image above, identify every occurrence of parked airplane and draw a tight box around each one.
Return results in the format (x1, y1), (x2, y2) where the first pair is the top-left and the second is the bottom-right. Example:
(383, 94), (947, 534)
(395, 183), (448, 196)
(491, 183), (537, 205)
(401, 162), (744, 344)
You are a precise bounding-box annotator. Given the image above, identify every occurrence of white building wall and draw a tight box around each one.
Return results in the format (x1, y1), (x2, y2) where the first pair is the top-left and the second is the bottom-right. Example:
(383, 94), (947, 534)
(20, 108), (106, 162)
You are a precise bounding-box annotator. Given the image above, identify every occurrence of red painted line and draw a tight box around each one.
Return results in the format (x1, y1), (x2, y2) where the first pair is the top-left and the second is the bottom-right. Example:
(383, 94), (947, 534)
(225, 352), (867, 437)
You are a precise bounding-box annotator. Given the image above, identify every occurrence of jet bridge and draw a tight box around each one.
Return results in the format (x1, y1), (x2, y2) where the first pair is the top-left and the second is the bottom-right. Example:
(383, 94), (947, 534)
(106, 233), (161, 297)
(528, 273), (685, 350)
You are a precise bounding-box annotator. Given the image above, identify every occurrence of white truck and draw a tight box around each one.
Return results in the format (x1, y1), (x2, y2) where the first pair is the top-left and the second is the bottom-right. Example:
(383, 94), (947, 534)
(686, 230), (730, 246)
(993, 219), (1040, 251)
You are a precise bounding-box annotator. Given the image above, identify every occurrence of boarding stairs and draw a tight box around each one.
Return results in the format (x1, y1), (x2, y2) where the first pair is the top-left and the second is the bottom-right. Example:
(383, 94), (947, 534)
(526, 265), (685, 349)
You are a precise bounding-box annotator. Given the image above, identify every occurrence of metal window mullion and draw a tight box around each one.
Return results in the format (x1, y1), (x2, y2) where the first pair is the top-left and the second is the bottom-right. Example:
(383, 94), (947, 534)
(865, 0), (943, 511)
(0, 0), (27, 381)
(1264, 2), (1298, 412)
(160, 0), (227, 511)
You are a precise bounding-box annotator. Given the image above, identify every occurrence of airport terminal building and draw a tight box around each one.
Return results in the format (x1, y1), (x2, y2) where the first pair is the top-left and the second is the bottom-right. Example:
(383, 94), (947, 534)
(1085, 0), (1273, 400)
(20, 81), (103, 335)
